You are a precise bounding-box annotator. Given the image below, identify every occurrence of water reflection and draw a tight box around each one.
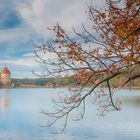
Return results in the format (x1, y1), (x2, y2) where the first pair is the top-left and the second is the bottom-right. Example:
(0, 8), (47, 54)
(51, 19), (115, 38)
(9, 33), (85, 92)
(122, 96), (140, 107)
(0, 89), (9, 94)
(0, 88), (140, 140)
(0, 96), (9, 110)
(0, 89), (9, 111)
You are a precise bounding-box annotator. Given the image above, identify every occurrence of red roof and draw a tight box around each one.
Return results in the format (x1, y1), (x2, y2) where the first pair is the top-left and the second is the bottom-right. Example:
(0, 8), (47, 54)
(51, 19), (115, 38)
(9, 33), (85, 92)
(2, 67), (11, 74)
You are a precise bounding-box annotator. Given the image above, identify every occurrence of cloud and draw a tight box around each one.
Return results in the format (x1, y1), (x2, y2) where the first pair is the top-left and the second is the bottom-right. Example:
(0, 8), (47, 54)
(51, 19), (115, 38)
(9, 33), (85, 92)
(0, 26), (30, 43)
(0, 57), (38, 67)
(15, 0), (88, 38)
(0, 0), (105, 78)
(0, 0), (105, 48)
(0, 0), (105, 43)
(23, 52), (35, 57)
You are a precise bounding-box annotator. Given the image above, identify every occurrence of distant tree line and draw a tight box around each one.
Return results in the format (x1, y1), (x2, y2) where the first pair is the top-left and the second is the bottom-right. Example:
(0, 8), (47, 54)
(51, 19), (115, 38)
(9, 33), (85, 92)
(12, 75), (140, 88)
(12, 77), (75, 87)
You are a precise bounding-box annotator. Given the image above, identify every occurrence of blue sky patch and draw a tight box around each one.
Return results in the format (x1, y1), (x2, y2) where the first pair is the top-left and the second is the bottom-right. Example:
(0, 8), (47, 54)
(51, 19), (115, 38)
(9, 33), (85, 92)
(0, 9), (21, 30)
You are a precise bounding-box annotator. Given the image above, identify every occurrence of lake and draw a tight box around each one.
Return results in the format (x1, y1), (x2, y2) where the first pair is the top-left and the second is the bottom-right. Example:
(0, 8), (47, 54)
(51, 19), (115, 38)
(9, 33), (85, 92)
(0, 88), (140, 140)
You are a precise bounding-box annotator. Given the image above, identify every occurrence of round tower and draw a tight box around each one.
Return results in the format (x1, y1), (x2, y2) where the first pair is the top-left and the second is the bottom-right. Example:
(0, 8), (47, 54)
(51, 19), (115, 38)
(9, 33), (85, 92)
(1, 67), (11, 87)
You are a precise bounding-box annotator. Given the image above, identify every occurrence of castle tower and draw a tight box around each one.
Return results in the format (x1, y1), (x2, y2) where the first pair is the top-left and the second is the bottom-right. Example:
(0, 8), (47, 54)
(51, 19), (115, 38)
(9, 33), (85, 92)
(0, 67), (11, 87)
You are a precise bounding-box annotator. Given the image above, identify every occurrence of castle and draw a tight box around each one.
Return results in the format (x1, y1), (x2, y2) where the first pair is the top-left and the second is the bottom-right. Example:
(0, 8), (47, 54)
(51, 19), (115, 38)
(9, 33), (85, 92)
(0, 67), (11, 87)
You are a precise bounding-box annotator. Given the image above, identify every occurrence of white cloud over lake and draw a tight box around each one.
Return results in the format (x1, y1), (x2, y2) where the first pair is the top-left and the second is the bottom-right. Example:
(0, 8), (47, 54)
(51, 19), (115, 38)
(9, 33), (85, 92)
(0, 0), (105, 78)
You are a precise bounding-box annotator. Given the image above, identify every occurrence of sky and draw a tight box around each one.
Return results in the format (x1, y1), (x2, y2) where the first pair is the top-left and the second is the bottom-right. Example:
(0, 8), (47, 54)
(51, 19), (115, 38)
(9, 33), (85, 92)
(0, 0), (104, 78)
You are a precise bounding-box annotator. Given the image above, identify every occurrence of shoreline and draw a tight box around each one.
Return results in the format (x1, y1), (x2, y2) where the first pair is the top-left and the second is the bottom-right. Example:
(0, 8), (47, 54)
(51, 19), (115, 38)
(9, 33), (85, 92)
(1, 85), (140, 90)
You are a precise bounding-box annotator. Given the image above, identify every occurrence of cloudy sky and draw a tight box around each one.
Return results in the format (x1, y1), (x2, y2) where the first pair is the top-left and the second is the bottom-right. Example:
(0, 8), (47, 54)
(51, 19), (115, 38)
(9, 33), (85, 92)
(0, 0), (104, 78)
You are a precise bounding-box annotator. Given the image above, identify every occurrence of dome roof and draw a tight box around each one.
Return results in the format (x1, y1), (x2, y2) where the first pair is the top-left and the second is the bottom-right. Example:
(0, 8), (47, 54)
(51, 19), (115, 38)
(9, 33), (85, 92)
(1, 67), (11, 74)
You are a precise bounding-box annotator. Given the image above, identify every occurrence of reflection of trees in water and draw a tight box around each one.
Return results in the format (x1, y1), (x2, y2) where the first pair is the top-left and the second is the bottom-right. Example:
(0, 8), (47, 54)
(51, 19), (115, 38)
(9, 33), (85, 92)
(0, 89), (9, 94)
(122, 96), (140, 108)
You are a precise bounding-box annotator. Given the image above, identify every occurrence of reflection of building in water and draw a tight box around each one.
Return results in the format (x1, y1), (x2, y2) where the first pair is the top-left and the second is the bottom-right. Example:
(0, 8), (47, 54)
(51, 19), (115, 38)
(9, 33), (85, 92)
(0, 96), (9, 110)
(0, 67), (11, 87)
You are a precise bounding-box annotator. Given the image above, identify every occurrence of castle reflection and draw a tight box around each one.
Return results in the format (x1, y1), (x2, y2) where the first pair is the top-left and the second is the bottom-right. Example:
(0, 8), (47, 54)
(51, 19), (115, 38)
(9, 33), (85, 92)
(0, 96), (9, 110)
(0, 89), (9, 110)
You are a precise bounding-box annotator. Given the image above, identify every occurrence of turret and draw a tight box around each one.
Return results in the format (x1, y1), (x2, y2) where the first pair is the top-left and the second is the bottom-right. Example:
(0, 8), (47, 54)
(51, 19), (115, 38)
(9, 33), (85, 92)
(0, 67), (11, 87)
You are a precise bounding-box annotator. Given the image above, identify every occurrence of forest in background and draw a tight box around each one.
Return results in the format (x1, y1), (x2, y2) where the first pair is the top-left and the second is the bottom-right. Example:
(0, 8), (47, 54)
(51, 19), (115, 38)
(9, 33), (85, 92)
(12, 76), (140, 89)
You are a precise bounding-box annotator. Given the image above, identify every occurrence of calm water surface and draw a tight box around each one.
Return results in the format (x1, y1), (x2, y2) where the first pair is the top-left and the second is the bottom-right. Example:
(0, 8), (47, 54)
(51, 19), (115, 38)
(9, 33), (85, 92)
(0, 88), (140, 140)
